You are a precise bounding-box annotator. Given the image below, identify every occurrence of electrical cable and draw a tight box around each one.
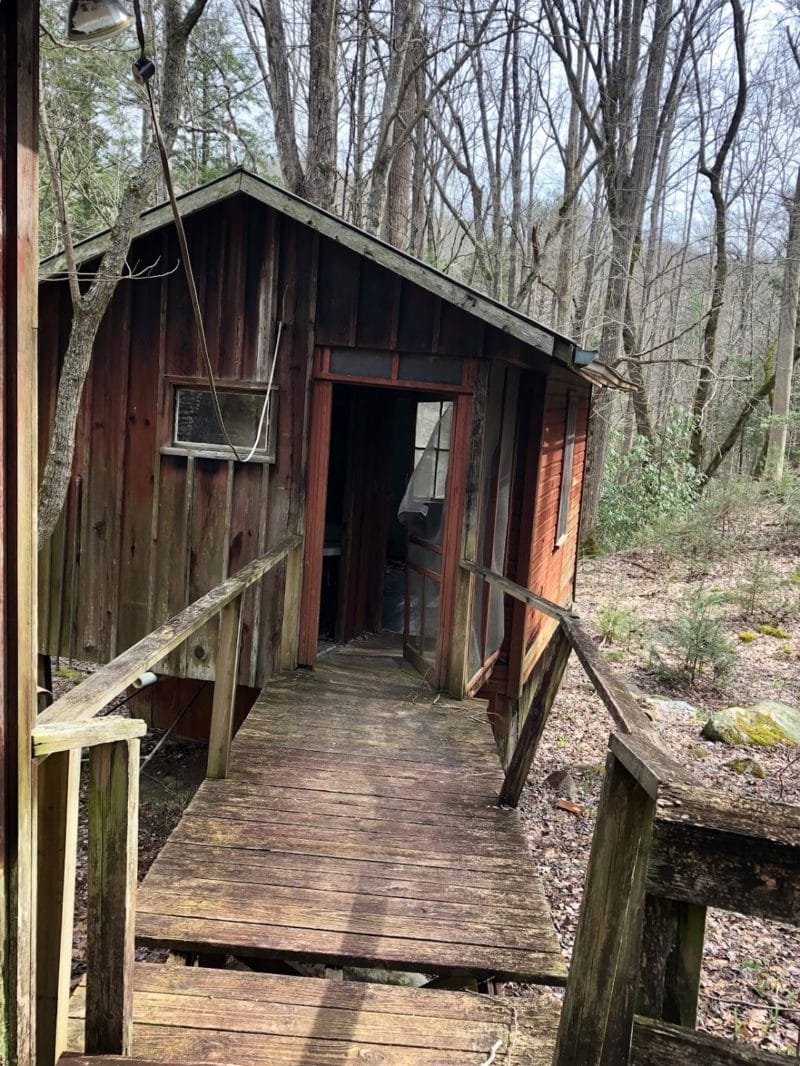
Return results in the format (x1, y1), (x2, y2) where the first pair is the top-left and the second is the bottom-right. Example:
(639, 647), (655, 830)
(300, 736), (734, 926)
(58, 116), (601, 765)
(131, 0), (278, 462)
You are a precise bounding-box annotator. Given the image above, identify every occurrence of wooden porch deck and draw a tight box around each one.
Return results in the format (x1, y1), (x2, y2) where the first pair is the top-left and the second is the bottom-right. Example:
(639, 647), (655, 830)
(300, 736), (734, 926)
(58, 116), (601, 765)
(135, 636), (566, 984)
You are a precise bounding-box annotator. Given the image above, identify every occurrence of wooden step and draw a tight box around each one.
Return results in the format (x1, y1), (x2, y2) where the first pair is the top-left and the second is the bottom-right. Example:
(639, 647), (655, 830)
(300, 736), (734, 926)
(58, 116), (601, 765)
(65, 962), (559, 1065)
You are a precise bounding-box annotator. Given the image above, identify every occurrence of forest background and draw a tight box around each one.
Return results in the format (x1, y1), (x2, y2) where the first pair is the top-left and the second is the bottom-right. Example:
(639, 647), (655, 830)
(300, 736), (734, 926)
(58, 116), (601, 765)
(38, 0), (800, 550)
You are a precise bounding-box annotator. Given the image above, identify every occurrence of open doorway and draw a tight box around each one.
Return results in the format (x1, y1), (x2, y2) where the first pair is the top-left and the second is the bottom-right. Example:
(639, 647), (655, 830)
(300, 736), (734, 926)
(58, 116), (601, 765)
(313, 383), (454, 680)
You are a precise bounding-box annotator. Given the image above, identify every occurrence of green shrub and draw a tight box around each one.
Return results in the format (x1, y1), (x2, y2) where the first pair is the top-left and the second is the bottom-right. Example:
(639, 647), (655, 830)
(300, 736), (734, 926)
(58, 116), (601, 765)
(595, 603), (641, 647)
(732, 558), (782, 620)
(598, 416), (703, 553)
(650, 591), (737, 687)
(650, 476), (761, 564)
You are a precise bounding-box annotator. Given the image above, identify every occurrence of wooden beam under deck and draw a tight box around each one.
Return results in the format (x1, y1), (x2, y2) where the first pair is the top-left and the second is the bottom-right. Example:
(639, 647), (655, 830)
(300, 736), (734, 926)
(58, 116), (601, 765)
(135, 636), (566, 985)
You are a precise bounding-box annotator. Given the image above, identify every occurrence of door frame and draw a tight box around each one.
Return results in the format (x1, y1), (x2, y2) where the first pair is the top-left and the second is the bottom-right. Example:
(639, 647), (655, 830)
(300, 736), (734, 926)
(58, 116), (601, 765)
(298, 350), (474, 689)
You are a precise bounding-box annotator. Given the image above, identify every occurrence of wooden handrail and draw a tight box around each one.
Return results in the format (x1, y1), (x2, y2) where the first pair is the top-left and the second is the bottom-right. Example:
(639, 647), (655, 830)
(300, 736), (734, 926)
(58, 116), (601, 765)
(34, 532), (304, 1066)
(555, 730), (799, 1065)
(560, 615), (660, 738)
(462, 560), (659, 735)
(38, 533), (302, 729)
(462, 561), (680, 808)
(460, 558), (574, 621)
(33, 717), (146, 758)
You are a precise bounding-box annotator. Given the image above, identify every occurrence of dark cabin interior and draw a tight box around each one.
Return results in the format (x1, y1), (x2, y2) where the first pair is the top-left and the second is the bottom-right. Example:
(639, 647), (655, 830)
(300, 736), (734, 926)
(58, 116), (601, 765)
(319, 384), (453, 674)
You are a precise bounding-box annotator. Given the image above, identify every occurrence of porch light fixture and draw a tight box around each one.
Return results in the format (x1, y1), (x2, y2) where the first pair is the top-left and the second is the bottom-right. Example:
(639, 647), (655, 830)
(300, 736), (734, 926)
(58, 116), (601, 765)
(67, 0), (133, 42)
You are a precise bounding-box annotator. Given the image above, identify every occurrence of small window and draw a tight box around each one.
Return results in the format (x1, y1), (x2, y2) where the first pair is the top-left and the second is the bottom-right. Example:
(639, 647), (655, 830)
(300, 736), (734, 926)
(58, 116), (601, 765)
(556, 393), (578, 544)
(413, 401), (452, 499)
(330, 349), (393, 378)
(171, 386), (277, 461)
(398, 354), (462, 384)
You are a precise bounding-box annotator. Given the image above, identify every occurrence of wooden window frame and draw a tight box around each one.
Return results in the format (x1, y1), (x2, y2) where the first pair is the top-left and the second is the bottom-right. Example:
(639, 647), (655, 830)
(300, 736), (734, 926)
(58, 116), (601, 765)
(555, 392), (578, 547)
(160, 375), (278, 464)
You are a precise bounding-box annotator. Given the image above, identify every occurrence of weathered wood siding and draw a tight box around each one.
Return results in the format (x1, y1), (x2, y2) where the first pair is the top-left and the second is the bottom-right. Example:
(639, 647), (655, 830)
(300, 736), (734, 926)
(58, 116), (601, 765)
(38, 191), (579, 692)
(38, 198), (314, 687)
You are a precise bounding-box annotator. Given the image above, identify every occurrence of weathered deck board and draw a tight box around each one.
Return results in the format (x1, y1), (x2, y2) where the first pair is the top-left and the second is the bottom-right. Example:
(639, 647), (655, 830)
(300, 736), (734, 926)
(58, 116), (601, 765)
(136, 638), (566, 984)
(66, 963), (559, 1065)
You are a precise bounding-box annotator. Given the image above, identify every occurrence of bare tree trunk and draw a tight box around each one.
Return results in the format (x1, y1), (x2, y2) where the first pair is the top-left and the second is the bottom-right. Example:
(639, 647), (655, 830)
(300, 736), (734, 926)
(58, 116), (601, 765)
(704, 339), (798, 481)
(237, 0), (305, 193)
(305, 0), (339, 208)
(764, 162), (800, 480)
(365, 0), (419, 233)
(38, 0), (209, 548)
(382, 29), (419, 247)
(688, 0), (747, 470)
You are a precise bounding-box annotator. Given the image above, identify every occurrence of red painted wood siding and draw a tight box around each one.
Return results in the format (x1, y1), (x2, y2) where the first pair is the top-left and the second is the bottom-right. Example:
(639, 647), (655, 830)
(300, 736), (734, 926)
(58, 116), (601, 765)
(522, 370), (590, 669)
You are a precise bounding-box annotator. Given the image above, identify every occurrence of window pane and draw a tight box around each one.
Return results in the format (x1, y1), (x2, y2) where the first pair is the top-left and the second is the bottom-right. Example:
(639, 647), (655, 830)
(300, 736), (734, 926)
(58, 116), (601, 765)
(422, 577), (440, 657)
(330, 348), (393, 378)
(415, 401), (444, 447)
(175, 388), (272, 453)
(398, 354), (462, 384)
(408, 541), (442, 574)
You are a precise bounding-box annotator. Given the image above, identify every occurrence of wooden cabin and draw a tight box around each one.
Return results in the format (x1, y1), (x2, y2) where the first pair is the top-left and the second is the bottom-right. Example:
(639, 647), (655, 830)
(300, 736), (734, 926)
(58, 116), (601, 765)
(38, 168), (624, 753)
(27, 165), (800, 1066)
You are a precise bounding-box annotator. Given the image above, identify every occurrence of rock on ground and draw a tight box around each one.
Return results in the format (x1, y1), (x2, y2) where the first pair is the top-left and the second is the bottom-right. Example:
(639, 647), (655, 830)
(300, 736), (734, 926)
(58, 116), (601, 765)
(702, 700), (800, 746)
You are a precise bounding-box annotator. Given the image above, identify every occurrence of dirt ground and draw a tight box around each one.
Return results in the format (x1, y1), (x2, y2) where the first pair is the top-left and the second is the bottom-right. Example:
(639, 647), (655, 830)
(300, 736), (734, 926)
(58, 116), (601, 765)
(59, 501), (799, 1054)
(515, 502), (800, 1056)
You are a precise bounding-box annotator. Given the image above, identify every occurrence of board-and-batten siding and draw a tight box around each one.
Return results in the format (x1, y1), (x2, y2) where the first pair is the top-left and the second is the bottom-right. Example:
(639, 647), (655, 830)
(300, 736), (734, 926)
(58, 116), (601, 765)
(523, 371), (590, 669)
(38, 199), (312, 687)
(37, 189), (589, 695)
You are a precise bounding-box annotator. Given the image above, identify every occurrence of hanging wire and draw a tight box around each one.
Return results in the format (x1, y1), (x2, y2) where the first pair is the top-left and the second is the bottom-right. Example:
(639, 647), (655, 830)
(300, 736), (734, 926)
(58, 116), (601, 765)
(131, 0), (279, 462)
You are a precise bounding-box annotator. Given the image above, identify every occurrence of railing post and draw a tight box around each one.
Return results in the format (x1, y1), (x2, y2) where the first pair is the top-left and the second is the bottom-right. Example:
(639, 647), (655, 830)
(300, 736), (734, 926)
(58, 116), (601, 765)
(499, 626), (572, 807)
(207, 593), (244, 779)
(35, 749), (81, 1066)
(553, 749), (656, 1065)
(280, 542), (303, 671)
(637, 897), (706, 1028)
(85, 738), (139, 1055)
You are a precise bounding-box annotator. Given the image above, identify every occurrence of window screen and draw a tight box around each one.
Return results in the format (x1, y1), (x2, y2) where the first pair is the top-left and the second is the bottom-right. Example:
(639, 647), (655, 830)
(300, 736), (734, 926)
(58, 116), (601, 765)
(173, 387), (276, 460)
(556, 393), (578, 543)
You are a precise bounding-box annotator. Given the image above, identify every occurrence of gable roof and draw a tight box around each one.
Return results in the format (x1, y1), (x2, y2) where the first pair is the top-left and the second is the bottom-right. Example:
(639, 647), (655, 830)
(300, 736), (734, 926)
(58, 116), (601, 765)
(40, 167), (633, 389)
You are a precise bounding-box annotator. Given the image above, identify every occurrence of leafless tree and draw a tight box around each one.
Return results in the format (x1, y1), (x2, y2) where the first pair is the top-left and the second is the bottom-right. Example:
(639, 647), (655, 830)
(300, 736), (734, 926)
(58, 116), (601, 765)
(38, 0), (211, 548)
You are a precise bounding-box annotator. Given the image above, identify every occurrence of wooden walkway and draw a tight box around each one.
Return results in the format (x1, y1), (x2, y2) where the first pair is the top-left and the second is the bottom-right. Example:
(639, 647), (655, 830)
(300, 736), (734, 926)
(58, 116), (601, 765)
(136, 637), (566, 984)
(67, 963), (559, 1065)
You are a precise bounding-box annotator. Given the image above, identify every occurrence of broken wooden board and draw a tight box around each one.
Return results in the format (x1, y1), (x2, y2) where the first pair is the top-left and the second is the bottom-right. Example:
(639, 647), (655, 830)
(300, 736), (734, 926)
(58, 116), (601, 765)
(66, 961), (559, 1065)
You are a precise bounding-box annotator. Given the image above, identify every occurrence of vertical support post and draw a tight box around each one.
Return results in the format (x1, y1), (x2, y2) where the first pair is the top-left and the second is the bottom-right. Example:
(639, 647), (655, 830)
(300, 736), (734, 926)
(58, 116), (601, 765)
(499, 627), (572, 806)
(85, 739), (139, 1056)
(298, 377), (333, 666)
(637, 896), (706, 1028)
(280, 542), (303, 671)
(553, 749), (655, 1066)
(35, 750), (80, 1066)
(1, 4), (40, 1063)
(447, 363), (489, 699)
(207, 595), (244, 779)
